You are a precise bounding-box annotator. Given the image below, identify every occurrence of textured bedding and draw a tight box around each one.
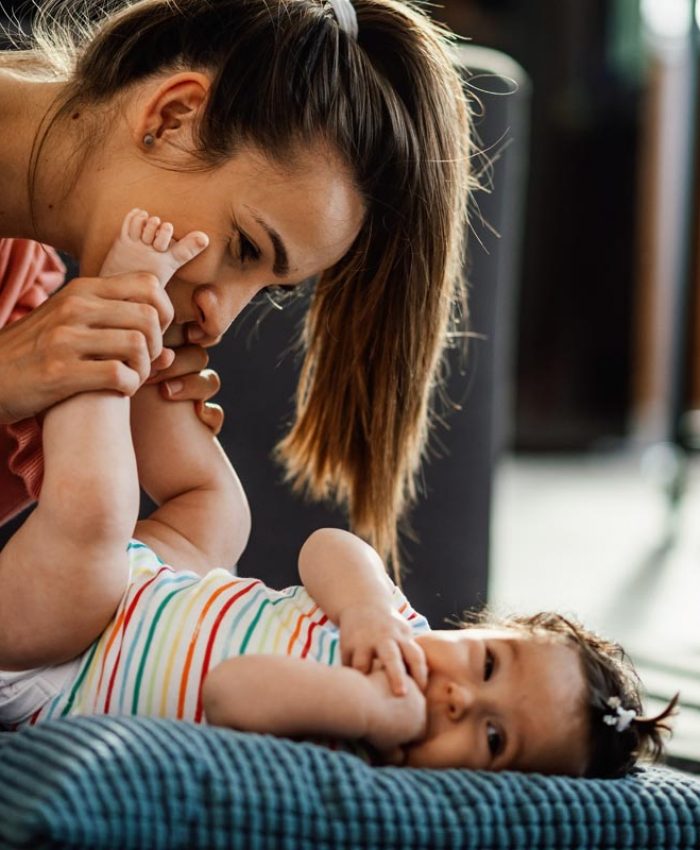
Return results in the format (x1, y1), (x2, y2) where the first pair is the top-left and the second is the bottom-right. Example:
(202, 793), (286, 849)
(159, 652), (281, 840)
(0, 716), (699, 850)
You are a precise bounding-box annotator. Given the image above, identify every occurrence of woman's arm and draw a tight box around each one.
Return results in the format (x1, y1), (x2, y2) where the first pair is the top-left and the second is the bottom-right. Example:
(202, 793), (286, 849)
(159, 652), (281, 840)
(130, 383), (250, 573)
(202, 655), (426, 756)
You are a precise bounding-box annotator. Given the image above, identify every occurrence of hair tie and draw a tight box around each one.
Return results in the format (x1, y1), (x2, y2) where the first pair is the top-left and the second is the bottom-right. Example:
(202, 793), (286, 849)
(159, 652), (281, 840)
(327, 0), (358, 40)
(602, 696), (637, 733)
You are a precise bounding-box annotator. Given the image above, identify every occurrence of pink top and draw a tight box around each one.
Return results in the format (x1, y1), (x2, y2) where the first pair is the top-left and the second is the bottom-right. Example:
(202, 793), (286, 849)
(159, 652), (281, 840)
(0, 239), (66, 525)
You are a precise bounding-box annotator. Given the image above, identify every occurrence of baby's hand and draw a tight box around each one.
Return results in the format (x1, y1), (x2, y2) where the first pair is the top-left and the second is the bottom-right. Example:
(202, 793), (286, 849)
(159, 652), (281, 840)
(339, 603), (428, 697)
(363, 668), (427, 755)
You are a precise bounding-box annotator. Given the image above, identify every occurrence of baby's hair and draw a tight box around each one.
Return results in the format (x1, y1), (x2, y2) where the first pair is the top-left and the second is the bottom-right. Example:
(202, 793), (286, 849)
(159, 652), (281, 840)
(461, 610), (678, 778)
(4, 0), (473, 576)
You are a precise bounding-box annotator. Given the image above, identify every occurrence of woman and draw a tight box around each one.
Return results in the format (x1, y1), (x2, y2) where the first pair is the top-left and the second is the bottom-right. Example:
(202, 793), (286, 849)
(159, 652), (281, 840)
(0, 0), (471, 570)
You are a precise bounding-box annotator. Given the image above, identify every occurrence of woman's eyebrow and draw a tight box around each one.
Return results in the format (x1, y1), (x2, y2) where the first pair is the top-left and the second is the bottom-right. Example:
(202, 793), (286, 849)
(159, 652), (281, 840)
(246, 208), (291, 278)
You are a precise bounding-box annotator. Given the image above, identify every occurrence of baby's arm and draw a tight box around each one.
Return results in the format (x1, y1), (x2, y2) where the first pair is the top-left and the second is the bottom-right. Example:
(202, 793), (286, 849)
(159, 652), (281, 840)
(202, 655), (426, 758)
(298, 528), (395, 621)
(298, 528), (428, 694)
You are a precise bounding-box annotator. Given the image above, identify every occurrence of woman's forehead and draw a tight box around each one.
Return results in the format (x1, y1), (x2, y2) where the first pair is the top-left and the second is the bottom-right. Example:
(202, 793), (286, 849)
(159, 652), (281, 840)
(225, 149), (364, 270)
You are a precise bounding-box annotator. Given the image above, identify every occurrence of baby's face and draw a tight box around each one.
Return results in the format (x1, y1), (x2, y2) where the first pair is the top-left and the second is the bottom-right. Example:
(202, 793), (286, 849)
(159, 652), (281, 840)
(404, 627), (588, 774)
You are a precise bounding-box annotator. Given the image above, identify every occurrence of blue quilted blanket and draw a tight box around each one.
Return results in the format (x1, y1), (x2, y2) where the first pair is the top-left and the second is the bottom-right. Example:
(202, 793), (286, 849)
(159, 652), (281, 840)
(0, 717), (699, 849)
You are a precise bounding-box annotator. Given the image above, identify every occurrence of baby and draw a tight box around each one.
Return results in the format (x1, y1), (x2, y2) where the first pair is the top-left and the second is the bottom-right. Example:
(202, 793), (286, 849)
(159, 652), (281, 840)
(0, 212), (676, 776)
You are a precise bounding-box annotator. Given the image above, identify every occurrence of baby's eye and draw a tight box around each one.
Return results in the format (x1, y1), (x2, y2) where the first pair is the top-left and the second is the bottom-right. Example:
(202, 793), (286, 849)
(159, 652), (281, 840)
(483, 647), (495, 681)
(486, 722), (504, 758)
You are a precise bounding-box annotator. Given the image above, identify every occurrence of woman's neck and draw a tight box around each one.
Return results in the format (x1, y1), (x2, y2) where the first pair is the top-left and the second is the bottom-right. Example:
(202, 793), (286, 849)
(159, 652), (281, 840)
(0, 65), (86, 256)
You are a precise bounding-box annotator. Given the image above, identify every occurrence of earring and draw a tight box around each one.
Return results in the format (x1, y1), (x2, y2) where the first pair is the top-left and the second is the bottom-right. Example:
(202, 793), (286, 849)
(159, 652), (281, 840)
(143, 133), (155, 147)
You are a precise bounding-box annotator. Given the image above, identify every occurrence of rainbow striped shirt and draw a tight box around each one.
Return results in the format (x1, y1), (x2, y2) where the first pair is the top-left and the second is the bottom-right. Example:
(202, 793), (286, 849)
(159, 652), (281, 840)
(28, 540), (430, 726)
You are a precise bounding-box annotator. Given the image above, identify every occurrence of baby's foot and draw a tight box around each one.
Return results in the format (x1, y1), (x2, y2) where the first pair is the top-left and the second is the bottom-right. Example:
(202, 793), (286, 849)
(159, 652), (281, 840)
(100, 208), (209, 285)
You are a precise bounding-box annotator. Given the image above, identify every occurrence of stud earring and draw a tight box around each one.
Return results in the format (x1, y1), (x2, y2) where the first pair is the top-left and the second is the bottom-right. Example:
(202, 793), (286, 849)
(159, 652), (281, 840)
(143, 133), (155, 147)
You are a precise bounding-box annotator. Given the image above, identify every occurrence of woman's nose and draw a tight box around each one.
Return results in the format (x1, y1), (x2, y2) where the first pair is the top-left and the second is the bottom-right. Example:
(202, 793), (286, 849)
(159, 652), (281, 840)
(192, 282), (261, 339)
(446, 682), (477, 721)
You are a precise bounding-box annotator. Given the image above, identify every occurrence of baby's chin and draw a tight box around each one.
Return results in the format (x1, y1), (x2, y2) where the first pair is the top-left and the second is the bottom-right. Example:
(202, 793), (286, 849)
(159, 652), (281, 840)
(401, 742), (432, 768)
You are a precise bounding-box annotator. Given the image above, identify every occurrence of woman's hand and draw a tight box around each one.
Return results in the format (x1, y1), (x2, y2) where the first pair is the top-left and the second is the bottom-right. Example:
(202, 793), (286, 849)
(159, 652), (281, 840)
(147, 343), (224, 436)
(0, 272), (174, 425)
(339, 602), (428, 698)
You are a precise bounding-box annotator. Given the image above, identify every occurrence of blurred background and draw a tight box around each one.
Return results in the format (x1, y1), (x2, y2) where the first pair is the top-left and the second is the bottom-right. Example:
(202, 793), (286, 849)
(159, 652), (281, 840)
(0, 0), (698, 769)
(434, 0), (700, 771)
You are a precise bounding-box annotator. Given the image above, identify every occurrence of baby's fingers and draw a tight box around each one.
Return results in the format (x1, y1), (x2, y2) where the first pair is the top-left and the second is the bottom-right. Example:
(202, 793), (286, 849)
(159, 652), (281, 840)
(378, 642), (409, 696)
(351, 646), (373, 675)
(401, 639), (428, 692)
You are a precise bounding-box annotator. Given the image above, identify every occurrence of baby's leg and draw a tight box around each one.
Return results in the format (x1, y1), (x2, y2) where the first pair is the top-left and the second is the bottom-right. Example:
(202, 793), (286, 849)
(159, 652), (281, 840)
(100, 208), (208, 286)
(0, 212), (208, 670)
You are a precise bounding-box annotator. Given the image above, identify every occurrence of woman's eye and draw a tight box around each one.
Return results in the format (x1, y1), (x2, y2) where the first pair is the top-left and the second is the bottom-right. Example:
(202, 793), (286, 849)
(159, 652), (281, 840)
(486, 723), (504, 758)
(483, 648), (495, 681)
(238, 231), (260, 263)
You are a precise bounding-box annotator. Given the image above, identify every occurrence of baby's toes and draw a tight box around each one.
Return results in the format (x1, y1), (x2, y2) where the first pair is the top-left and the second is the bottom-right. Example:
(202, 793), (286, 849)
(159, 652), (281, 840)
(153, 222), (174, 252)
(170, 231), (209, 266)
(127, 209), (149, 240)
(141, 216), (161, 246)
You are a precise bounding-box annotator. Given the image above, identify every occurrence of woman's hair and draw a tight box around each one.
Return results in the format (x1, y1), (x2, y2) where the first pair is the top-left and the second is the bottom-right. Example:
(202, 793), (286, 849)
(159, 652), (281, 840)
(11, 0), (472, 574)
(461, 610), (678, 778)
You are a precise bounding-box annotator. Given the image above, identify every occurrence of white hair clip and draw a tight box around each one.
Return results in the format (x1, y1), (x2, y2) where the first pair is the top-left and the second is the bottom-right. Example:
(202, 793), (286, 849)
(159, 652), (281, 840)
(327, 0), (358, 40)
(602, 696), (637, 732)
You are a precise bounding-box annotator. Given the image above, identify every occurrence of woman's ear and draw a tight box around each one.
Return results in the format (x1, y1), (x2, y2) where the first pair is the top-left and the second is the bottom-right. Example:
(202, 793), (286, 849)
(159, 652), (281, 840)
(133, 71), (211, 156)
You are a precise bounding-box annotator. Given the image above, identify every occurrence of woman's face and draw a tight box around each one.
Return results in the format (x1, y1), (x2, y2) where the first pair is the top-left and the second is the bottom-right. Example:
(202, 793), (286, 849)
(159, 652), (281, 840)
(80, 142), (365, 346)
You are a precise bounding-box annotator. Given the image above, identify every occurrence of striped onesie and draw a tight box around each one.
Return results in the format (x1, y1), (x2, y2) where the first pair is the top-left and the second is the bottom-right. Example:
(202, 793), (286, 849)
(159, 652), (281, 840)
(5, 540), (430, 729)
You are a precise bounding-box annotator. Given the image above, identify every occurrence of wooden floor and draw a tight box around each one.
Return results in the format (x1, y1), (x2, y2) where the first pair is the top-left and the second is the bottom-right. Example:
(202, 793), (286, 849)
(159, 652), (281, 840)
(490, 450), (700, 770)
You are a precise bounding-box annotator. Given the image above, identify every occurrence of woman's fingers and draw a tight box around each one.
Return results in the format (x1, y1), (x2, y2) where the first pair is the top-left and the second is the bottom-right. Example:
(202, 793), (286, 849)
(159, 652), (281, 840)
(85, 301), (168, 362)
(158, 368), (221, 402)
(95, 272), (175, 330)
(44, 360), (142, 400)
(194, 400), (224, 436)
(150, 357), (224, 435)
(78, 328), (154, 384)
(146, 344), (209, 383)
(49, 277), (173, 362)
(93, 359), (146, 397)
(150, 348), (176, 373)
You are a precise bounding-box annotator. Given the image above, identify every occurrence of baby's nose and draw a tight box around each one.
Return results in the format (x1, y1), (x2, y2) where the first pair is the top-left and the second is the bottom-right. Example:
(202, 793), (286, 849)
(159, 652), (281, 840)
(446, 682), (477, 720)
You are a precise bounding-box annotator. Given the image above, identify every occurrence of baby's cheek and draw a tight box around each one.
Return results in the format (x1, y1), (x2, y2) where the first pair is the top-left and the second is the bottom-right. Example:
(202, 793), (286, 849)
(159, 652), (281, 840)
(410, 728), (479, 770)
